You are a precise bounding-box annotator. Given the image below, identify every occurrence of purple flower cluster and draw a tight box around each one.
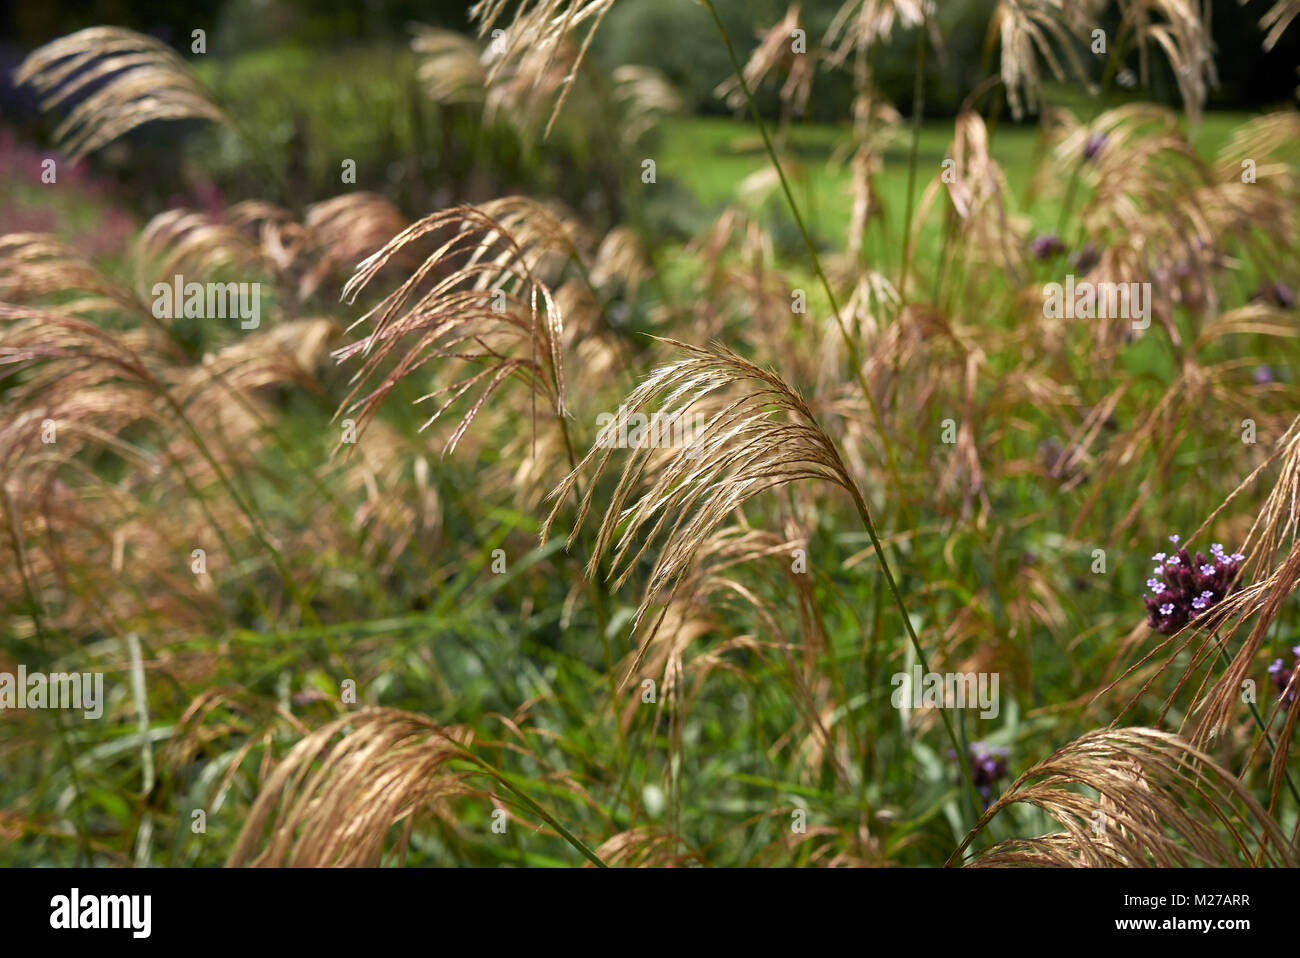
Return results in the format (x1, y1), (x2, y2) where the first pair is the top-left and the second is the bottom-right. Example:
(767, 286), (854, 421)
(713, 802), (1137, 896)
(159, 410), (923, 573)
(1083, 132), (1107, 161)
(1143, 535), (1244, 635)
(952, 741), (1009, 808)
(1071, 241), (1101, 274)
(1252, 281), (1295, 310)
(1268, 647), (1300, 708)
(1031, 232), (1066, 260)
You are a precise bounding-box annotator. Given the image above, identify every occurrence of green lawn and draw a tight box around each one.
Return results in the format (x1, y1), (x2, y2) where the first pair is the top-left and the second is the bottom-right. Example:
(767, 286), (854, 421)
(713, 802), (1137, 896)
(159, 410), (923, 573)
(657, 110), (1254, 275)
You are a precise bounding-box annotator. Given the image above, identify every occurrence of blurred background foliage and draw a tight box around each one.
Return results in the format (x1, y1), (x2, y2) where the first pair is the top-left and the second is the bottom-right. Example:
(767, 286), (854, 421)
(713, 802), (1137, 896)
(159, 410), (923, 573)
(2, 0), (1297, 223)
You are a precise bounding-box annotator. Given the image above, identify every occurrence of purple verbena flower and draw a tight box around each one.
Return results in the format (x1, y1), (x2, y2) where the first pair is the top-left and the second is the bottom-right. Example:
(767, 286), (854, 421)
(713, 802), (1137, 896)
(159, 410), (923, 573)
(1144, 535), (1245, 635)
(1031, 233), (1066, 260)
(1071, 242), (1101, 273)
(1252, 281), (1295, 310)
(1270, 652), (1297, 708)
(951, 742), (1010, 809)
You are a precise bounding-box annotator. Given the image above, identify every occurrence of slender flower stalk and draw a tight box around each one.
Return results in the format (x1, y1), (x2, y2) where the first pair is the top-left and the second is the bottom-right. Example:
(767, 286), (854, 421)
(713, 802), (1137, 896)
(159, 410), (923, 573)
(897, 4), (928, 301)
(700, 1), (985, 829)
(699, 0), (915, 534)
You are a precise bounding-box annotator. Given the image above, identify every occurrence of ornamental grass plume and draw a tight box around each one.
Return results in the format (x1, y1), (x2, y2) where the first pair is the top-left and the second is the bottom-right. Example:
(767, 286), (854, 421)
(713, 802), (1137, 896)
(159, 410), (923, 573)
(542, 339), (866, 652)
(714, 4), (817, 122)
(333, 203), (572, 455)
(14, 27), (228, 161)
(952, 728), (1296, 868)
(1248, 0), (1300, 50)
(227, 709), (477, 867)
(470, 0), (617, 136)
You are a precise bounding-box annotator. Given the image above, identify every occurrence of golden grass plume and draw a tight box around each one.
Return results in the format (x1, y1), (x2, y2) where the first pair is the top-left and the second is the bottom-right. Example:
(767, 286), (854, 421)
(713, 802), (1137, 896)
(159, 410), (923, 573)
(14, 26), (228, 161)
(956, 727), (1295, 867)
(228, 708), (477, 867)
(543, 339), (863, 676)
(334, 202), (572, 455)
(470, 0), (616, 136)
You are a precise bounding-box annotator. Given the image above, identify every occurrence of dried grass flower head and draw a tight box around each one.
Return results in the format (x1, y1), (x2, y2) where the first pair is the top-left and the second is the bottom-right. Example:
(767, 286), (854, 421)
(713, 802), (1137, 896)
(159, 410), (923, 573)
(228, 708), (477, 867)
(956, 727), (1295, 867)
(333, 202), (573, 456)
(543, 339), (863, 666)
(992, 1), (1217, 124)
(824, 0), (928, 64)
(715, 5), (818, 120)
(14, 26), (228, 161)
(991, 0), (1102, 120)
(470, 0), (617, 136)
(410, 26), (489, 106)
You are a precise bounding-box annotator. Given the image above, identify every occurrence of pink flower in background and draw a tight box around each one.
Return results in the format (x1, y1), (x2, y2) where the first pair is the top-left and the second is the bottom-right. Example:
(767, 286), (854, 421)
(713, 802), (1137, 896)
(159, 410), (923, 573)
(0, 130), (136, 259)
